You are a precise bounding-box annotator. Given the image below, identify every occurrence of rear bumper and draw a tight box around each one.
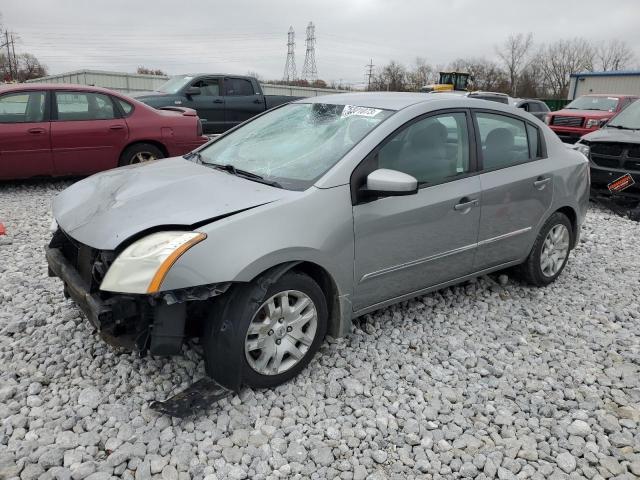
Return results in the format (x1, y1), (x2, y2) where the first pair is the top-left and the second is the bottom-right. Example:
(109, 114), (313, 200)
(168, 137), (209, 157)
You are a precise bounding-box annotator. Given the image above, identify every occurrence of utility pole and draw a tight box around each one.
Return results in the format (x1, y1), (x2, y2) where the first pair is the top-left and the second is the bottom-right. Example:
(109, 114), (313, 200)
(365, 59), (374, 91)
(11, 33), (17, 80)
(282, 26), (297, 82)
(3, 31), (13, 81)
(301, 22), (318, 82)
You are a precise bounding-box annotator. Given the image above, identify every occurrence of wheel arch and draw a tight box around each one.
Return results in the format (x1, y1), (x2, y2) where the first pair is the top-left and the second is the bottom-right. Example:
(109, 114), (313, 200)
(249, 260), (347, 338)
(554, 205), (579, 248)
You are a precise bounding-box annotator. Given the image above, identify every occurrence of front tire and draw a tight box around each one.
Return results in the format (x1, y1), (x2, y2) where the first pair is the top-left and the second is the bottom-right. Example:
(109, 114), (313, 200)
(204, 272), (327, 389)
(520, 212), (573, 286)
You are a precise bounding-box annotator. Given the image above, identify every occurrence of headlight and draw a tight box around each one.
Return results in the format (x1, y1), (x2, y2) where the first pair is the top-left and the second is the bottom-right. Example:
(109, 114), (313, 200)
(573, 142), (590, 160)
(585, 118), (601, 129)
(544, 115), (551, 125)
(100, 231), (206, 294)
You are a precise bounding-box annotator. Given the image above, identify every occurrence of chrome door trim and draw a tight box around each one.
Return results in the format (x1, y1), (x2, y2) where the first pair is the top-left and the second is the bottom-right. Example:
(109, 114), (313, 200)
(360, 242), (477, 283)
(476, 226), (532, 247)
(359, 226), (532, 283)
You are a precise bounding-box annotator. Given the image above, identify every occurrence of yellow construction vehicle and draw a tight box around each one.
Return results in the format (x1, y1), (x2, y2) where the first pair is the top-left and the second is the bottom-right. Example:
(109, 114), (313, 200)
(421, 72), (472, 93)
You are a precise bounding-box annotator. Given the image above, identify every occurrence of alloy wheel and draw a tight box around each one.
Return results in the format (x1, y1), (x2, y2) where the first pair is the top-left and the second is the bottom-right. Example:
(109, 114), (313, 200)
(131, 152), (157, 164)
(540, 224), (570, 277)
(244, 290), (318, 376)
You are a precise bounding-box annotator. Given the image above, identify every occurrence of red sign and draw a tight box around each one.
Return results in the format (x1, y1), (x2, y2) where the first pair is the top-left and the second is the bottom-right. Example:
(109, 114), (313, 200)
(608, 173), (635, 194)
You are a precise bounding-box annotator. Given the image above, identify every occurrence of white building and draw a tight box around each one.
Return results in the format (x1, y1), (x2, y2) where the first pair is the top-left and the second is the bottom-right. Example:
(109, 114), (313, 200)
(568, 70), (640, 99)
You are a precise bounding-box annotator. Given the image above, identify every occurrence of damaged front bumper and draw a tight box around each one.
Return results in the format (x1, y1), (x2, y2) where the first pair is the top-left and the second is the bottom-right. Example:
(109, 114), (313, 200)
(45, 235), (229, 355)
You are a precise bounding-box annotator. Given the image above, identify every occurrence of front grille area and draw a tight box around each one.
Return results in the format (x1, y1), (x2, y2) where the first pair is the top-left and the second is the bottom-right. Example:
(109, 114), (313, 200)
(552, 116), (584, 127)
(589, 142), (640, 173)
(49, 229), (114, 293)
(592, 157), (621, 169)
(591, 143), (624, 156)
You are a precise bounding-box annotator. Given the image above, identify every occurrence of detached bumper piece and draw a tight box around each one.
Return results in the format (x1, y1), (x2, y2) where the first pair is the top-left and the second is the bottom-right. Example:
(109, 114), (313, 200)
(149, 377), (233, 417)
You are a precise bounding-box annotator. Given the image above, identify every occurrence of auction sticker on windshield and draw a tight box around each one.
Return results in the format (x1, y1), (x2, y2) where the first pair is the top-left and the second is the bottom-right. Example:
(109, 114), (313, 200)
(341, 105), (382, 118)
(608, 173), (635, 193)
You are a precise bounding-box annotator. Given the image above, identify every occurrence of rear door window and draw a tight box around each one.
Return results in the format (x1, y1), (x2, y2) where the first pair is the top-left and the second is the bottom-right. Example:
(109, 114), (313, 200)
(475, 112), (534, 170)
(55, 92), (116, 121)
(0, 91), (46, 123)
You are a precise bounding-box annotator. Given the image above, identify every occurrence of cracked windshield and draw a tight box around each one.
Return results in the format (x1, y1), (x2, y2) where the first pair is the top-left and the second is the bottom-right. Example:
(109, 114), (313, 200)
(199, 103), (392, 189)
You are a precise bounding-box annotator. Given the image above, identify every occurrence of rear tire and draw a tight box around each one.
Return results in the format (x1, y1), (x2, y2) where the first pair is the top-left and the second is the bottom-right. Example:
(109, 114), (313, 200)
(203, 271), (327, 389)
(119, 143), (164, 166)
(519, 212), (573, 286)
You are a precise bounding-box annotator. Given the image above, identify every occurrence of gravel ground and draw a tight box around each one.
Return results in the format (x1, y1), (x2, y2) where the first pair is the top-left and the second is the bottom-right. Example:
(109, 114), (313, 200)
(1, 180), (639, 480)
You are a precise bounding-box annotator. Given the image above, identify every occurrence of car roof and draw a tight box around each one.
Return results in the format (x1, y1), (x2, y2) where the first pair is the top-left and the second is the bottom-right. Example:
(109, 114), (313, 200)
(294, 91), (485, 111)
(0, 83), (126, 96)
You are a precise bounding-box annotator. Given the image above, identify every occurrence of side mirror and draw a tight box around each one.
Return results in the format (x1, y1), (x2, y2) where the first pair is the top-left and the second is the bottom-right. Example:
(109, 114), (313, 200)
(185, 86), (201, 96)
(363, 168), (418, 197)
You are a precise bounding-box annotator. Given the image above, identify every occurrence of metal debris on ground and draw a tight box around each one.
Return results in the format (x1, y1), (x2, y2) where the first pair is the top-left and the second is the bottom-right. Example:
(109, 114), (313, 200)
(149, 377), (233, 417)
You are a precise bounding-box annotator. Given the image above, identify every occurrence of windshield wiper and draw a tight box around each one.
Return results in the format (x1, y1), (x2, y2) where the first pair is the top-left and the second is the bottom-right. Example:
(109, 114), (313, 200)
(183, 151), (203, 163)
(207, 162), (283, 188)
(607, 124), (638, 130)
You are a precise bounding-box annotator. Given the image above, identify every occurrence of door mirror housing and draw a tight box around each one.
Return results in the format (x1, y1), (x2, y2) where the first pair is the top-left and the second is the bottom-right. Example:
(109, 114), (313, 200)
(185, 86), (201, 96)
(363, 168), (418, 197)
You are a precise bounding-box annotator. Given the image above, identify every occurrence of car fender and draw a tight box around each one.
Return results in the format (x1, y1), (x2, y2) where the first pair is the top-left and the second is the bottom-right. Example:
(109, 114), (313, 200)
(160, 184), (355, 301)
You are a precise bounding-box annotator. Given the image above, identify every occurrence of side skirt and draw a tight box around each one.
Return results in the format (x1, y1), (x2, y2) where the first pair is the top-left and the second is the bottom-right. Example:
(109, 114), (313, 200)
(352, 258), (525, 318)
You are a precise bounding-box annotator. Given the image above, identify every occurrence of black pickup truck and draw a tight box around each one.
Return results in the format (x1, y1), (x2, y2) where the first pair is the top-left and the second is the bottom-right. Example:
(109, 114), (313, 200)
(133, 74), (302, 134)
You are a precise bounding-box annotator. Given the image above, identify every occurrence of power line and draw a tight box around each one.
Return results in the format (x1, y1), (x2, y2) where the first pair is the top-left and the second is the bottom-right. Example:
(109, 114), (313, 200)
(301, 22), (318, 82)
(282, 26), (296, 82)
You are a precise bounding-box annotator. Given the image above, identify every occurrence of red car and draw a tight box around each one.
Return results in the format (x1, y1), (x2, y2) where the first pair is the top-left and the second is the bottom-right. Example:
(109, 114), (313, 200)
(0, 83), (209, 180)
(545, 94), (638, 144)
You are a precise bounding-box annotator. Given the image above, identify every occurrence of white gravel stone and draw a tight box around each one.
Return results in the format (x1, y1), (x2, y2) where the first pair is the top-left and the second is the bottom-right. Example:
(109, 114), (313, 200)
(2, 183), (640, 479)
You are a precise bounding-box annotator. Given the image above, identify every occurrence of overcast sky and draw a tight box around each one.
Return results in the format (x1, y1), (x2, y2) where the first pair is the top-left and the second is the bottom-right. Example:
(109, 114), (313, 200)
(2, 0), (639, 86)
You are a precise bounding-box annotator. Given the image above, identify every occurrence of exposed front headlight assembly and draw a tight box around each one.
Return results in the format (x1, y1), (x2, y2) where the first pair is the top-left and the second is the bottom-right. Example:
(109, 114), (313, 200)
(573, 142), (590, 160)
(100, 231), (206, 294)
(585, 118), (601, 129)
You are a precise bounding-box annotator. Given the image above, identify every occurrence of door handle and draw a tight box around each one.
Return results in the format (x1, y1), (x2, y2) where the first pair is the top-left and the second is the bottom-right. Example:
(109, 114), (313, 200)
(109, 125), (125, 130)
(453, 198), (479, 212)
(28, 128), (45, 134)
(533, 177), (551, 190)
(213, 99), (224, 104)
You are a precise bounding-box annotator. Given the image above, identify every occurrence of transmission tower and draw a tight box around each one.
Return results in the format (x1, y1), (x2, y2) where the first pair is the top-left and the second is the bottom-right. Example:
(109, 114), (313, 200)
(301, 22), (318, 82)
(365, 59), (375, 90)
(282, 26), (297, 82)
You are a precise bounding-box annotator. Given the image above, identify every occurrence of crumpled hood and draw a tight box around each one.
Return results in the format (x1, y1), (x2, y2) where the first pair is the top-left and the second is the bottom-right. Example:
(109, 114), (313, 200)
(582, 127), (640, 143)
(53, 157), (292, 250)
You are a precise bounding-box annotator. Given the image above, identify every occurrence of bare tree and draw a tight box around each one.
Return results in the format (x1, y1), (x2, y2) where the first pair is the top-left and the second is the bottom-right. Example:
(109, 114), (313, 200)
(16, 53), (47, 81)
(137, 66), (166, 76)
(407, 57), (435, 90)
(371, 60), (408, 92)
(596, 40), (634, 71)
(448, 57), (508, 92)
(496, 33), (534, 96)
(536, 38), (595, 98)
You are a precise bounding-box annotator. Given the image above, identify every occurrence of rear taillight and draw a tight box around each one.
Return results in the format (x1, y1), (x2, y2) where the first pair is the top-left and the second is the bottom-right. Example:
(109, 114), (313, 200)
(197, 119), (203, 136)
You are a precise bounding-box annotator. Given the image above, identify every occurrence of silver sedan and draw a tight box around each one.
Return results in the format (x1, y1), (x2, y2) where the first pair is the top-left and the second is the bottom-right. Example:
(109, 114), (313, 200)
(47, 92), (590, 390)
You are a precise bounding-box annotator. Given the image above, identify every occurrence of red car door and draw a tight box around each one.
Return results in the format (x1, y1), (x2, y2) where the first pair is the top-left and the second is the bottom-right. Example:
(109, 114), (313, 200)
(51, 90), (128, 176)
(0, 90), (52, 180)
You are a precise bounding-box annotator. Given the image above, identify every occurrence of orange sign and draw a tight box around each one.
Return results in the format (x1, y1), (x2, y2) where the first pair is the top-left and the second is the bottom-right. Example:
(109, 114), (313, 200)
(608, 173), (635, 193)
